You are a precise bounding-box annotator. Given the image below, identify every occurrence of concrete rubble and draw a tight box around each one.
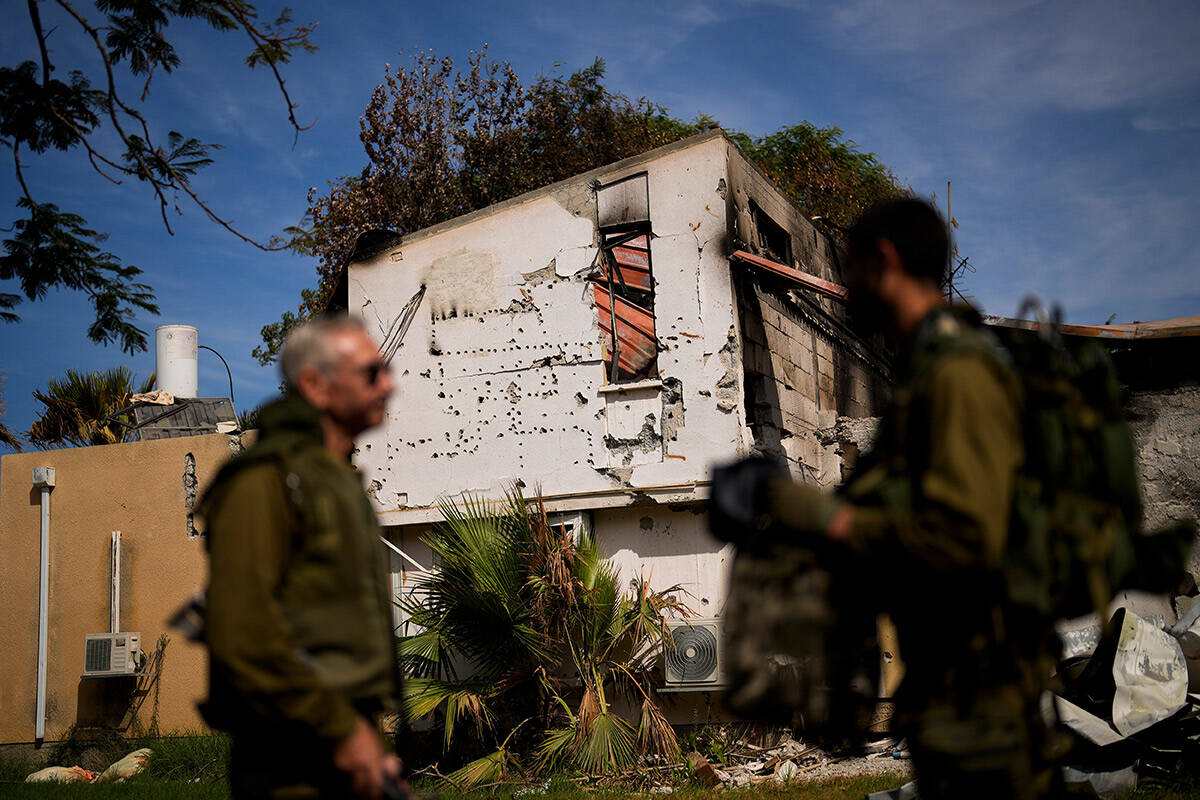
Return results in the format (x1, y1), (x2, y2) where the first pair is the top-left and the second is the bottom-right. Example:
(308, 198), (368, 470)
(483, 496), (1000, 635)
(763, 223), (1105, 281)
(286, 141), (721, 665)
(679, 731), (911, 793)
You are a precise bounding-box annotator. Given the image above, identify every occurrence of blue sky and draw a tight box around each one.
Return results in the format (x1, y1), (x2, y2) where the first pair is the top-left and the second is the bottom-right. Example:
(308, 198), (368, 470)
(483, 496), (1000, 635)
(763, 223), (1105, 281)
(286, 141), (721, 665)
(2, 0), (1198, 452)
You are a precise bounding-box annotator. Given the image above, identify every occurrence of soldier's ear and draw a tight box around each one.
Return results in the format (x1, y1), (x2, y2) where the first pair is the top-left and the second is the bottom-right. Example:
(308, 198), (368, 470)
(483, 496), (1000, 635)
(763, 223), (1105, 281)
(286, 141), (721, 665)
(876, 238), (904, 277)
(295, 365), (331, 411)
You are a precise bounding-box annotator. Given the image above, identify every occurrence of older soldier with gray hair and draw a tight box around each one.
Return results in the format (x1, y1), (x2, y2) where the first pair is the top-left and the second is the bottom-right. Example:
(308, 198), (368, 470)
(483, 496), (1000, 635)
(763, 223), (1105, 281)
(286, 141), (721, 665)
(199, 317), (406, 799)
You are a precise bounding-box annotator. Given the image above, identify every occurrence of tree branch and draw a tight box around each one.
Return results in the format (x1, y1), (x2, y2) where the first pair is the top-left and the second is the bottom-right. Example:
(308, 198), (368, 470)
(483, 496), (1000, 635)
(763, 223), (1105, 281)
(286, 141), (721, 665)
(27, 0), (53, 85)
(54, 0), (177, 234)
(16, 0), (310, 258)
(13, 142), (36, 205)
(46, 106), (128, 184)
(221, 2), (316, 141)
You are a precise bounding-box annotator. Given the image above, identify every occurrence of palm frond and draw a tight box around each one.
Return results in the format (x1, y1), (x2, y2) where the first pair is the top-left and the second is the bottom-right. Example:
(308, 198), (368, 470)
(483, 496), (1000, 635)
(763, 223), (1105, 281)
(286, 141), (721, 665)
(536, 727), (577, 772)
(444, 747), (506, 789)
(636, 696), (681, 759)
(26, 366), (148, 448)
(577, 711), (637, 774)
(402, 678), (493, 750)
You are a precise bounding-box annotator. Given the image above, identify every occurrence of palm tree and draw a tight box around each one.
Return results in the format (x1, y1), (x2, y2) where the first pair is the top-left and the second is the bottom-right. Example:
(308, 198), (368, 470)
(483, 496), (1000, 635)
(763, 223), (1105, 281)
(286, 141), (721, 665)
(399, 487), (686, 788)
(27, 367), (153, 448)
(0, 370), (22, 451)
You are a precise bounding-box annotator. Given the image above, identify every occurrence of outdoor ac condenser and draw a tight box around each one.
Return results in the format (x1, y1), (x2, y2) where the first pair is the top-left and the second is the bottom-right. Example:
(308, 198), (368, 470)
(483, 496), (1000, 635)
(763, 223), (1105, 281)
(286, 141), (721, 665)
(662, 618), (724, 691)
(83, 632), (141, 677)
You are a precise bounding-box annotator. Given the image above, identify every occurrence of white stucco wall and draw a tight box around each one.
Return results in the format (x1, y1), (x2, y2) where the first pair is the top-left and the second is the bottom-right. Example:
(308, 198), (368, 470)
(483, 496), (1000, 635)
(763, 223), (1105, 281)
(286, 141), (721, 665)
(351, 134), (748, 524)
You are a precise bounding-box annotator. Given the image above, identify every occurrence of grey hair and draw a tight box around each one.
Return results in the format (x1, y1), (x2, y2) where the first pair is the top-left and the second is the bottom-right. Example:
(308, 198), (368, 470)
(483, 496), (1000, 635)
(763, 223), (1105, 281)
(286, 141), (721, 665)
(280, 317), (370, 390)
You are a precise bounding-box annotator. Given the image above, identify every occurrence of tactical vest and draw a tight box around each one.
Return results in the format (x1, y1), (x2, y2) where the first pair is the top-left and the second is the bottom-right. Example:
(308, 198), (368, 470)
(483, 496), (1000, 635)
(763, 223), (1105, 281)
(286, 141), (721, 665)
(200, 396), (400, 727)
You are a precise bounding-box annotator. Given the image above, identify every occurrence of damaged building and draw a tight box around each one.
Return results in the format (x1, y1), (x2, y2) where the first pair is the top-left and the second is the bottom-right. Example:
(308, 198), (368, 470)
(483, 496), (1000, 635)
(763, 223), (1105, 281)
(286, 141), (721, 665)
(339, 129), (890, 674)
(3, 127), (1196, 751)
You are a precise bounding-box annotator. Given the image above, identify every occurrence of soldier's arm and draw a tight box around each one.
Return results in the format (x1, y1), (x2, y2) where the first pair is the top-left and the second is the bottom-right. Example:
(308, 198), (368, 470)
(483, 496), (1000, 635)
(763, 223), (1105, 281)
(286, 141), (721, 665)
(843, 354), (1022, 569)
(205, 462), (359, 742)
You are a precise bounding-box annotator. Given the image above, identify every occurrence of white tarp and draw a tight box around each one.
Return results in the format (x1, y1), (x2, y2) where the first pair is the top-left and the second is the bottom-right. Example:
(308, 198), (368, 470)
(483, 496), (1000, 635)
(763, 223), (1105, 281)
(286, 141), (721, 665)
(1055, 696), (1126, 746)
(1062, 765), (1136, 798)
(1111, 610), (1188, 736)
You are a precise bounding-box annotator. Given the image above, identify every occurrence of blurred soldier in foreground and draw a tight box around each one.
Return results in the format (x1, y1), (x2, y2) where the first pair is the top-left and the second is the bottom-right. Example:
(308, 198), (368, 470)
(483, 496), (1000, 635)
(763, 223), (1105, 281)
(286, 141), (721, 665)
(200, 318), (406, 799)
(712, 199), (1065, 799)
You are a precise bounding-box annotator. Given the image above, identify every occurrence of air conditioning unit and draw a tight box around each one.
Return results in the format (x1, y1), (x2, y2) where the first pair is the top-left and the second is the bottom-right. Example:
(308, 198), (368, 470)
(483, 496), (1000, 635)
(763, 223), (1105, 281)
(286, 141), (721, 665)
(83, 632), (141, 677)
(662, 618), (724, 691)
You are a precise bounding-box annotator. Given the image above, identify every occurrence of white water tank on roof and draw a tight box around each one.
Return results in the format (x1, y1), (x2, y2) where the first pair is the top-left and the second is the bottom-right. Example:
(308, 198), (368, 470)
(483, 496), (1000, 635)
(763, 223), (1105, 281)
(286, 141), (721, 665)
(155, 324), (198, 398)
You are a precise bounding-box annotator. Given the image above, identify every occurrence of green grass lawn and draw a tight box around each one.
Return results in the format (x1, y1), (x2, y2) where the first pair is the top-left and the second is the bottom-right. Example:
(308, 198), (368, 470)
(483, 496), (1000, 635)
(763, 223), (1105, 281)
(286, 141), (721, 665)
(2, 734), (1196, 799)
(0, 774), (910, 800)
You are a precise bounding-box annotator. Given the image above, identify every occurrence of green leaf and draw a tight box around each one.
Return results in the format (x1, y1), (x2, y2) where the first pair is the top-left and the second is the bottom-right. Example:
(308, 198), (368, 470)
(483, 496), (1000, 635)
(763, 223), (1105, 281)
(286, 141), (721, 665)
(26, 366), (150, 448)
(577, 711), (637, 774)
(444, 747), (506, 790)
(2, 199), (158, 353)
(0, 63), (103, 153)
(536, 726), (577, 771)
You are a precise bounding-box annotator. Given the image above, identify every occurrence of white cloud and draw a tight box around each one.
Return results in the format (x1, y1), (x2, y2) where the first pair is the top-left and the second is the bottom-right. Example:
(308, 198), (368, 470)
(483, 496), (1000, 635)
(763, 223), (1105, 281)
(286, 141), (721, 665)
(1132, 112), (1200, 133)
(754, 0), (1200, 121)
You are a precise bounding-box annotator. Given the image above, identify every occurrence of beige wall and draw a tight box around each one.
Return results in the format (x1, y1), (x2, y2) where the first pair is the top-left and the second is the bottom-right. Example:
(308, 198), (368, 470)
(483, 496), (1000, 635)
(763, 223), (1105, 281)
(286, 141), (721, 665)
(0, 433), (236, 744)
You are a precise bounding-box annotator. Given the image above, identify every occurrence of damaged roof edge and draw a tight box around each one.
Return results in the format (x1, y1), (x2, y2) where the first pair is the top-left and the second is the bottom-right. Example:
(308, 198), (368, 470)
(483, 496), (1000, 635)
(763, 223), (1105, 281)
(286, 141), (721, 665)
(983, 314), (1200, 340)
(353, 128), (729, 260)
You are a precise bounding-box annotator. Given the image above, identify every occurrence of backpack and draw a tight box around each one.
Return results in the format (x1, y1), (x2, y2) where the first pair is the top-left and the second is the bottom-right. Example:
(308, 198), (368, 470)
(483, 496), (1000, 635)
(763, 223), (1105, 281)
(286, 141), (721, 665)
(987, 302), (1196, 624)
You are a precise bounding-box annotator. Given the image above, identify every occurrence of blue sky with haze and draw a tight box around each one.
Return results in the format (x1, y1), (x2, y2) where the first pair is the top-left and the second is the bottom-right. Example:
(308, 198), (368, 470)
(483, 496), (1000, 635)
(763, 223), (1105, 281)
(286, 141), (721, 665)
(2, 0), (1198, 451)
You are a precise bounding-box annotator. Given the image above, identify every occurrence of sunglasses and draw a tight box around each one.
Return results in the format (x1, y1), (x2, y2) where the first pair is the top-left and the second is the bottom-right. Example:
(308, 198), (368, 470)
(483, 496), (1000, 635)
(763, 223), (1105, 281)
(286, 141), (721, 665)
(356, 361), (391, 385)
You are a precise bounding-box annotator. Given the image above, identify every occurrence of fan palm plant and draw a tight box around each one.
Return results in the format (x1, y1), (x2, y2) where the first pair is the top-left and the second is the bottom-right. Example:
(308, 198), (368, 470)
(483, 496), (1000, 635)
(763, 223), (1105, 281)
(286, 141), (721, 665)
(0, 370), (22, 450)
(398, 487), (687, 787)
(27, 366), (153, 448)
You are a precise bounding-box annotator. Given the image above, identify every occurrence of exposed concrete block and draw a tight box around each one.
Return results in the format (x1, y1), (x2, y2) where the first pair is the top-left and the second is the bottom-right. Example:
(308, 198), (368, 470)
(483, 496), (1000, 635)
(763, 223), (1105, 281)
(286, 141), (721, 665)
(813, 334), (834, 362)
(791, 369), (816, 400)
(782, 433), (823, 475)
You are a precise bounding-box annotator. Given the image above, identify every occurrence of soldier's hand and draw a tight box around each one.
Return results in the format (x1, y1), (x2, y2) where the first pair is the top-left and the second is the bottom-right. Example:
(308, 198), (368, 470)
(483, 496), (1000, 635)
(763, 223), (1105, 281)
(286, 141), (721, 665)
(334, 716), (388, 799)
(709, 457), (786, 543)
(768, 481), (845, 540)
(381, 755), (414, 800)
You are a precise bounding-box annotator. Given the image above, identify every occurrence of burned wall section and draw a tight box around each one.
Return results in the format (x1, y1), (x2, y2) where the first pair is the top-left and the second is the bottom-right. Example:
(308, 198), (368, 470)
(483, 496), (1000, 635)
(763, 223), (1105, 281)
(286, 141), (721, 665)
(725, 141), (889, 487)
(736, 275), (879, 486)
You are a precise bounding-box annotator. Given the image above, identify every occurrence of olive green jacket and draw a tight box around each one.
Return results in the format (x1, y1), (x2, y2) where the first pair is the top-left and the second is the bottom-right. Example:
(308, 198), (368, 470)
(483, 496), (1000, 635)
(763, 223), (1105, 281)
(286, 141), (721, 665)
(772, 305), (1023, 683)
(843, 306), (1022, 568)
(199, 395), (399, 742)
(845, 306), (1023, 682)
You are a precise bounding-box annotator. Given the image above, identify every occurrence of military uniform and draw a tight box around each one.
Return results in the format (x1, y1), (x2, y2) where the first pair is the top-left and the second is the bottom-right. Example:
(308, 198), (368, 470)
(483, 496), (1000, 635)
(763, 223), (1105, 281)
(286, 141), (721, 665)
(199, 395), (400, 798)
(773, 305), (1065, 799)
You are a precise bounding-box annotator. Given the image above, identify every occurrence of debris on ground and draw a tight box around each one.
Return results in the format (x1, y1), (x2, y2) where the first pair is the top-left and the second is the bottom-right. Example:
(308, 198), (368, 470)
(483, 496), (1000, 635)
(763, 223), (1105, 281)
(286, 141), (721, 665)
(24, 765), (97, 783)
(683, 730), (910, 791)
(97, 748), (153, 782)
(25, 748), (152, 785)
(1054, 592), (1200, 797)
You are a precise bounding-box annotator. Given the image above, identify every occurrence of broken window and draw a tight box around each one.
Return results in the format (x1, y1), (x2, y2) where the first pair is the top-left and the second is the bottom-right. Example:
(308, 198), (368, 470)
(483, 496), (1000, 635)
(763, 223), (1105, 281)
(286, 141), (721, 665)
(750, 200), (792, 265)
(593, 173), (657, 383)
(547, 510), (592, 545)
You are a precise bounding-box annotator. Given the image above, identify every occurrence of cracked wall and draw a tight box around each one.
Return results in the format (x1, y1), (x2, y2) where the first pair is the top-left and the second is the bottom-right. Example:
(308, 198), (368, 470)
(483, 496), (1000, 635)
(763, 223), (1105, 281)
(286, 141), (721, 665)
(350, 134), (744, 521)
(1126, 387), (1200, 579)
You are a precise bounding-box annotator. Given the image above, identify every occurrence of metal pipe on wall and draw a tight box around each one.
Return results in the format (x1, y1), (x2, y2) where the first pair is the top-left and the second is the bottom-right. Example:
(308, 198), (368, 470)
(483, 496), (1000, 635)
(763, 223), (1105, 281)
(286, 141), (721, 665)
(32, 467), (55, 742)
(111, 531), (122, 634)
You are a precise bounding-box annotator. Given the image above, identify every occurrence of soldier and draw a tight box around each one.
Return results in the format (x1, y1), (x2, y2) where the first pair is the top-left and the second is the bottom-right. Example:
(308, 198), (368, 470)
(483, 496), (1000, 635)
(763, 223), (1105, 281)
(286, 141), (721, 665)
(713, 199), (1065, 799)
(199, 317), (406, 799)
